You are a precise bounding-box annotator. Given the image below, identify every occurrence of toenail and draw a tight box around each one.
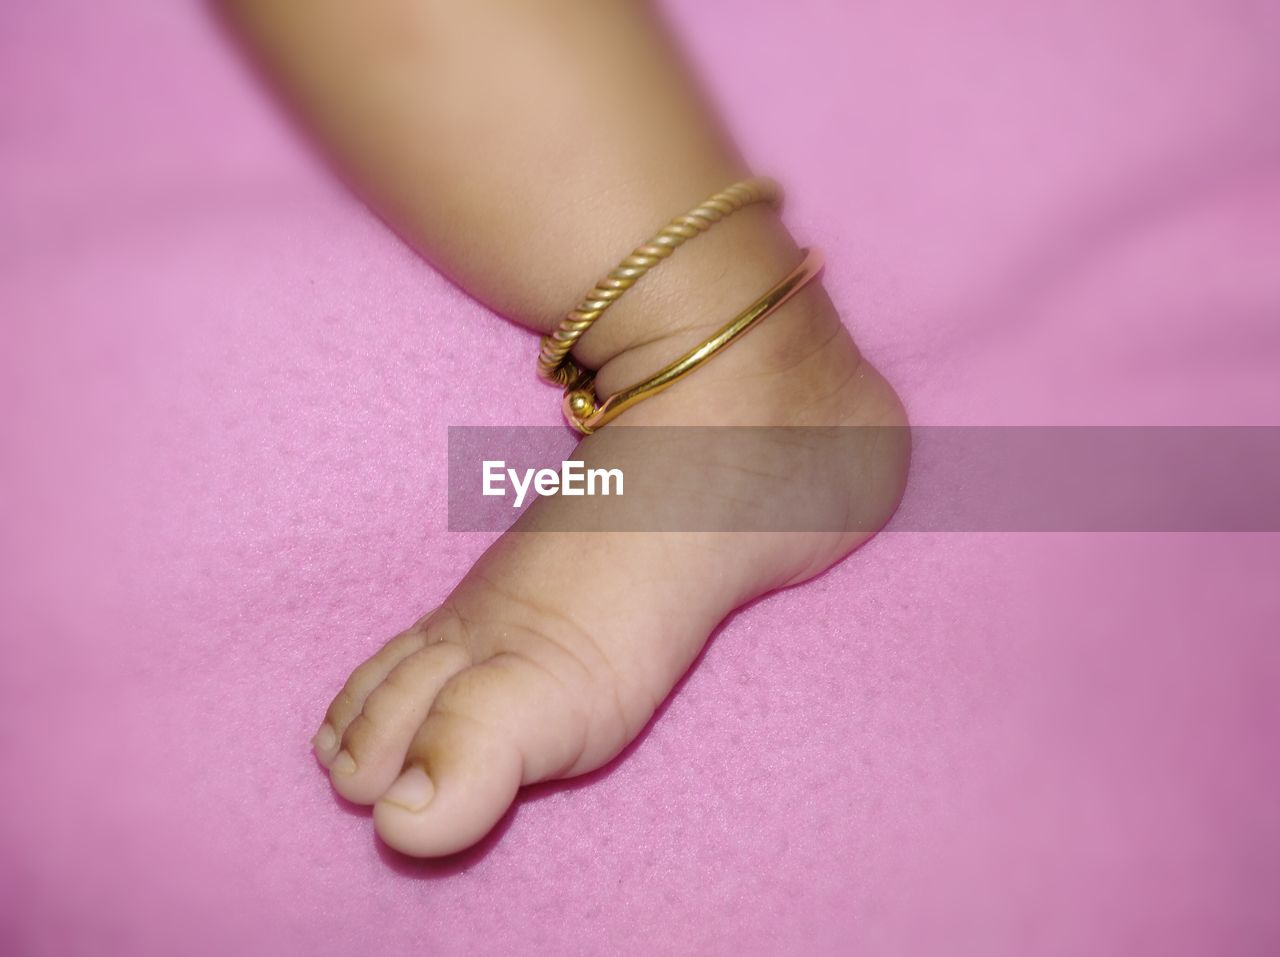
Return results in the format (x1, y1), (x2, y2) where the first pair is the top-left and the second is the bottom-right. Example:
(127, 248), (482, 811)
(381, 765), (434, 813)
(331, 750), (357, 775)
(312, 723), (337, 753)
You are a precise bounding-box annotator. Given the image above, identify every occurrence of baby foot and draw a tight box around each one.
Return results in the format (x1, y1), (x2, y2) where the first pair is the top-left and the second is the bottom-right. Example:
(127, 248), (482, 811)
(310, 284), (908, 856)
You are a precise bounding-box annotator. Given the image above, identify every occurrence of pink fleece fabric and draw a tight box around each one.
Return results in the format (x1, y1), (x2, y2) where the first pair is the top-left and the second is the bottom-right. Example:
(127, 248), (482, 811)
(2, 1), (1278, 955)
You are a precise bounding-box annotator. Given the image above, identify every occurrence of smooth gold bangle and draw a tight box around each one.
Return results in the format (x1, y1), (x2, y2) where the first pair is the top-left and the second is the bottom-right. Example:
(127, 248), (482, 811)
(537, 176), (782, 388)
(562, 248), (824, 434)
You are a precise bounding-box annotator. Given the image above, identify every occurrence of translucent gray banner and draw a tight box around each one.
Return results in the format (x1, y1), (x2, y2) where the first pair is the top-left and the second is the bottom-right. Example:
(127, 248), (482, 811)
(447, 426), (1280, 532)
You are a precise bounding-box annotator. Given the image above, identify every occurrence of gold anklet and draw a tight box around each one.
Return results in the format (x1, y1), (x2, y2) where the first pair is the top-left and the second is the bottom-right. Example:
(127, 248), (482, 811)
(537, 176), (782, 388)
(562, 248), (824, 434)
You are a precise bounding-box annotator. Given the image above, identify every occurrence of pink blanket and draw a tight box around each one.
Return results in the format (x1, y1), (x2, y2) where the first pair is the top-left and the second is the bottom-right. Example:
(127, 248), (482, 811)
(2, 1), (1277, 954)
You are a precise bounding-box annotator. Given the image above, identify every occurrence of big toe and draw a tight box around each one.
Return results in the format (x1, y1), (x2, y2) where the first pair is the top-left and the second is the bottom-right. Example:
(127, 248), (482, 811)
(373, 653), (586, 857)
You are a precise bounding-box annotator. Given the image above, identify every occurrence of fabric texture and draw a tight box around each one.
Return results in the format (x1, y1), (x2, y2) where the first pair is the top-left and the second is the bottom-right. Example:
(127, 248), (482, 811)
(1, 1), (1278, 954)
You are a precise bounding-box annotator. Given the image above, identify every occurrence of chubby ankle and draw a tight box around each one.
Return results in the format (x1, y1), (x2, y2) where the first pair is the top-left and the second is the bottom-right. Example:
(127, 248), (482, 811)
(539, 200), (899, 429)
(588, 279), (883, 428)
